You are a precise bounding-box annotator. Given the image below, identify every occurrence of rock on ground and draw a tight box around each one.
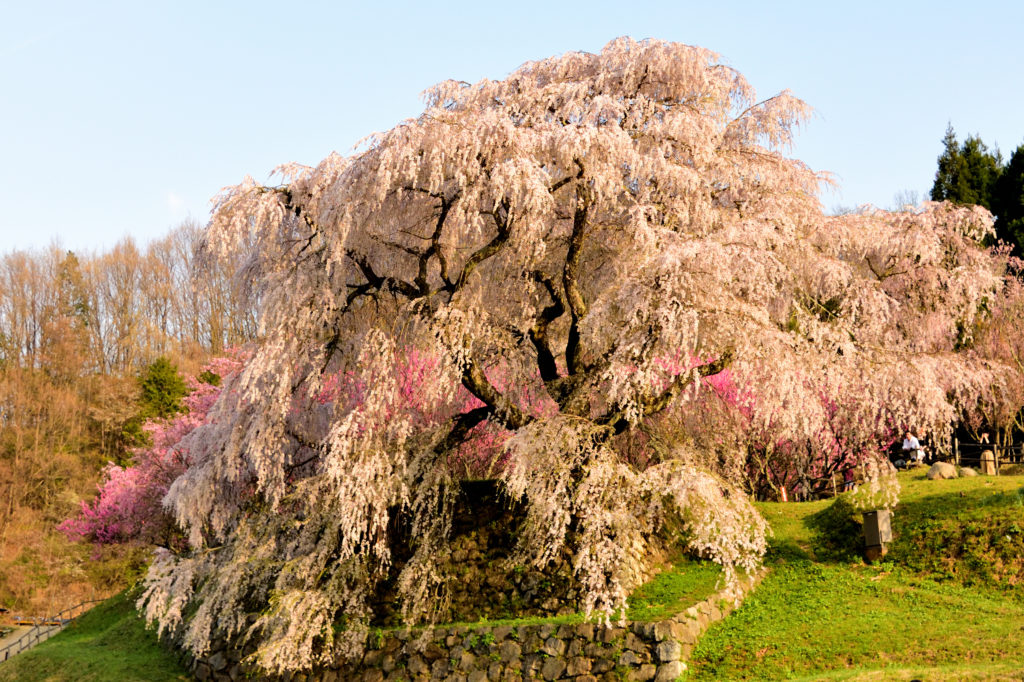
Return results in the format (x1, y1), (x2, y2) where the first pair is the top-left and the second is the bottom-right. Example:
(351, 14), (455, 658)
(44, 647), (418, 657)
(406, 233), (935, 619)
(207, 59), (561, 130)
(927, 461), (958, 480)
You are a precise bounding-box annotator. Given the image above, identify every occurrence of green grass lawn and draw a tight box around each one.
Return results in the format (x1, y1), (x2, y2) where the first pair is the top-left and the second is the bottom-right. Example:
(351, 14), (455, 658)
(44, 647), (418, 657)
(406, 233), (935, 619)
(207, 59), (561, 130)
(687, 470), (1024, 680)
(627, 557), (721, 622)
(0, 591), (190, 682)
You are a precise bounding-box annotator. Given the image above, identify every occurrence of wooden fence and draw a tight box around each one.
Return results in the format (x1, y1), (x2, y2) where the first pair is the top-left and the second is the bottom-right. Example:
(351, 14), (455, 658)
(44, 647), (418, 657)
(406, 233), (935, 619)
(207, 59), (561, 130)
(948, 439), (1023, 474)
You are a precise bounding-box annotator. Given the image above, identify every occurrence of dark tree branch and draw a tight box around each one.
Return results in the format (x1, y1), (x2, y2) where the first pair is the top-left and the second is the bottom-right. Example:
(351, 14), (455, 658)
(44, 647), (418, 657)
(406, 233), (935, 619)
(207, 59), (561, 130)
(434, 406), (492, 456)
(343, 281), (377, 309)
(284, 425), (322, 474)
(598, 349), (735, 435)
(865, 255), (906, 281)
(528, 271), (566, 386)
(374, 239), (422, 258)
(413, 196), (456, 294)
(549, 174), (576, 194)
(432, 198), (453, 287)
(461, 360), (532, 430)
(349, 252), (421, 300)
(399, 186), (445, 198)
(563, 181), (591, 375)
(452, 198), (512, 291)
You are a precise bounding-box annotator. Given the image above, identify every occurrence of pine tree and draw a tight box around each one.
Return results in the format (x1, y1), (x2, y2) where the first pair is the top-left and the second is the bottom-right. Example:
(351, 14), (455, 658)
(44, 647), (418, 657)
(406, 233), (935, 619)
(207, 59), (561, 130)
(930, 124), (1002, 209)
(137, 356), (188, 420)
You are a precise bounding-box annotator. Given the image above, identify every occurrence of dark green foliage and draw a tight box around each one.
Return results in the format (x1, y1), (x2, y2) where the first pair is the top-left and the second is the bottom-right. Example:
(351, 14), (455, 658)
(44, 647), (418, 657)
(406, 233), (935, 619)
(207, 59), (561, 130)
(930, 125), (1002, 211)
(930, 125), (1024, 254)
(993, 144), (1024, 250)
(197, 369), (221, 386)
(114, 357), (189, 457)
(137, 357), (188, 421)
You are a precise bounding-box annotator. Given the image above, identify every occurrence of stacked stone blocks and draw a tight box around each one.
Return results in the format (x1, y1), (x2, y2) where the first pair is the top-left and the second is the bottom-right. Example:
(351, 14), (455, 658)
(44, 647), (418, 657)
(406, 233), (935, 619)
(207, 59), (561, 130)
(190, 574), (761, 682)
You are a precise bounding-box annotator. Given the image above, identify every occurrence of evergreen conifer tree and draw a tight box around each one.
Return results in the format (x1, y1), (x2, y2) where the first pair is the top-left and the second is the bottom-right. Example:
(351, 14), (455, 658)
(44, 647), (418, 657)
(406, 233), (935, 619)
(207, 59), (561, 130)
(137, 356), (188, 420)
(931, 124), (1002, 210)
(993, 145), (1024, 250)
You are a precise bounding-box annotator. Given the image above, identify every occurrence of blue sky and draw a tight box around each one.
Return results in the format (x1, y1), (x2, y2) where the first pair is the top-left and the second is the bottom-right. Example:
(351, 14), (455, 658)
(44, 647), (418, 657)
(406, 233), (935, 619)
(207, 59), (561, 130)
(2, 0), (1022, 253)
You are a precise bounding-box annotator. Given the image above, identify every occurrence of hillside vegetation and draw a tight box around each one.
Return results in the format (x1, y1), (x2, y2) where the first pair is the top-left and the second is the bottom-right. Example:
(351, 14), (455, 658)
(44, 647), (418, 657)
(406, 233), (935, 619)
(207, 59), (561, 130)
(0, 233), (258, 615)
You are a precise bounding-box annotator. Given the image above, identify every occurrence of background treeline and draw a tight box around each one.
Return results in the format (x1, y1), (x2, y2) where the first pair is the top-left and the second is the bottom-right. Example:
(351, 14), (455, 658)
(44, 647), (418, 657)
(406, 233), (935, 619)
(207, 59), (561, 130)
(0, 220), (257, 614)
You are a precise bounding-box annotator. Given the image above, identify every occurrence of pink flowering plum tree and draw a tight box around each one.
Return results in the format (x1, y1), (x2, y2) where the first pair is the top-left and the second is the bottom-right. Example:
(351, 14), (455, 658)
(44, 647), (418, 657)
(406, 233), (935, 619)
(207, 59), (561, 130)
(59, 352), (249, 549)
(137, 39), (1014, 674)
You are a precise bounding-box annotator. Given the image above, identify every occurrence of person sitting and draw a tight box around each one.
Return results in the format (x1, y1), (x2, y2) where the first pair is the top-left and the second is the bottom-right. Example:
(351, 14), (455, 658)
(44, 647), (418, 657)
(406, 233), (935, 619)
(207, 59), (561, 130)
(902, 431), (924, 464)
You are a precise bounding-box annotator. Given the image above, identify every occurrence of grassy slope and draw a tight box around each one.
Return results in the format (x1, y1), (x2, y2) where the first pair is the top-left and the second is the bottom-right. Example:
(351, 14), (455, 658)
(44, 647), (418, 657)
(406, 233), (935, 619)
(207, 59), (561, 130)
(688, 471), (1024, 681)
(0, 591), (189, 682)
(627, 558), (721, 622)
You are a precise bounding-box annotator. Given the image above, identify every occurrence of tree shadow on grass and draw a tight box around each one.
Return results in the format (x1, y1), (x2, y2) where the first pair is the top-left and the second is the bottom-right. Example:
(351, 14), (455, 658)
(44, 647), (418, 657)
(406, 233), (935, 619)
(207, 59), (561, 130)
(765, 537), (814, 563)
(802, 495), (863, 563)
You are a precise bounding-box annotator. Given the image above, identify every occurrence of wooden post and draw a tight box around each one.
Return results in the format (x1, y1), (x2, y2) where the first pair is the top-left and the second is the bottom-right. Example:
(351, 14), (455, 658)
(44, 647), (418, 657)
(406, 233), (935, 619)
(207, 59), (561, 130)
(954, 436), (959, 465)
(996, 430), (1002, 475)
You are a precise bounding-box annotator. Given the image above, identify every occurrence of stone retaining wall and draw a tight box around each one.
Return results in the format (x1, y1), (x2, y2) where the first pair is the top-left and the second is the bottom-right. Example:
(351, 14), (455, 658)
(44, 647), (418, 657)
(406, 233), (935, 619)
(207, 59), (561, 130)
(190, 573), (761, 682)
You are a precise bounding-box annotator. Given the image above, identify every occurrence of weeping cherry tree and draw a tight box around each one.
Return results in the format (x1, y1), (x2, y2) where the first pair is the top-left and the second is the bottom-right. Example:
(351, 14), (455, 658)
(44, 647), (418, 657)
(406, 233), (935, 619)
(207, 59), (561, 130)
(139, 38), (1011, 674)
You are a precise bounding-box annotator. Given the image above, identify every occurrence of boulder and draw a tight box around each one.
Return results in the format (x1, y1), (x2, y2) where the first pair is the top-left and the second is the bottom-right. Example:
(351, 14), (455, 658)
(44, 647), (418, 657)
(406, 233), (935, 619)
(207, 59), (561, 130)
(655, 661), (686, 681)
(926, 461), (958, 480)
(959, 466), (978, 477)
